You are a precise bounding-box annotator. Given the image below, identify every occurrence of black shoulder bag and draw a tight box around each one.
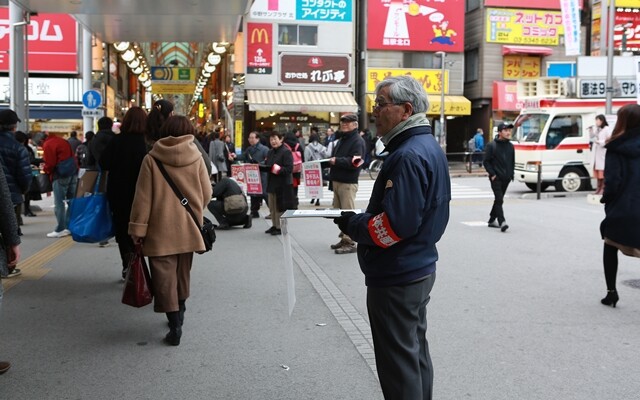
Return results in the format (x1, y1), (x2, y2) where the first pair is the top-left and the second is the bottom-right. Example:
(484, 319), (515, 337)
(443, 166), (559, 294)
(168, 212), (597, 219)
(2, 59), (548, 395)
(152, 157), (215, 254)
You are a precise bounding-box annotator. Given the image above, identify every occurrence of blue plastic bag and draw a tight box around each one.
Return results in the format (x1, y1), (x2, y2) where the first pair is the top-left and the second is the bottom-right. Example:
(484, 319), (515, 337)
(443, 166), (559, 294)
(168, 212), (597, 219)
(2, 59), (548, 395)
(68, 173), (114, 243)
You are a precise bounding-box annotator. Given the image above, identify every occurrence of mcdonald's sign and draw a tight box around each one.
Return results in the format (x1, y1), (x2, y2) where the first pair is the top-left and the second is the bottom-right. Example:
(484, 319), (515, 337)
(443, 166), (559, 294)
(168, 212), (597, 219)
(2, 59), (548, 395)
(247, 23), (273, 74)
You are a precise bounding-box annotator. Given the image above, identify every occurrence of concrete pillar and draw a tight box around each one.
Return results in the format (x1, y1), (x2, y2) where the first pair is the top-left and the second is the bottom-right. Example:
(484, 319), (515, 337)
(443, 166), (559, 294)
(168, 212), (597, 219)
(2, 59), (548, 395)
(9, 1), (26, 131)
(82, 27), (93, 133)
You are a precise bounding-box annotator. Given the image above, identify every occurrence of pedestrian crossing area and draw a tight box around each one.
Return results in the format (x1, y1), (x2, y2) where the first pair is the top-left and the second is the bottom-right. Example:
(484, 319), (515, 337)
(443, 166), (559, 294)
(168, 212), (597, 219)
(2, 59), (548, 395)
(297, 180), (494, 202)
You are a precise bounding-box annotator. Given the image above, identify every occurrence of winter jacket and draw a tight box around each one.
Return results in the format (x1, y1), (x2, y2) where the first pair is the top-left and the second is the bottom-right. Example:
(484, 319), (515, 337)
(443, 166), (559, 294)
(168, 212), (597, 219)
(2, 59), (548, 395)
(344, 125), (451, 287)
(329, 129), (365, 184)
(239, 142), (269, 197)
(483, 138), (514, 181)
(260, 144), (295, 211)
(474, 132), (485, 152)
(304, 141), (328, 161)
(129, 135), (212, 257)
(101, 132), (148, 240)
(42, 135), (76, 180)
(600, 127), (640, 249)
(0, 163), (21, 277)
(0, 130), (31, 204)
(209, 139), (227, 173)
(591, 125), (611, 171)
(89, 129), (115, 164)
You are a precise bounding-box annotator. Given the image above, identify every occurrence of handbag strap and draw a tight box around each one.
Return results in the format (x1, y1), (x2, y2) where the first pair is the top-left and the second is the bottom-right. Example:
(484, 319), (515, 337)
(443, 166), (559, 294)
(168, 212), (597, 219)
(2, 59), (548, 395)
(152, 157), (203, 230)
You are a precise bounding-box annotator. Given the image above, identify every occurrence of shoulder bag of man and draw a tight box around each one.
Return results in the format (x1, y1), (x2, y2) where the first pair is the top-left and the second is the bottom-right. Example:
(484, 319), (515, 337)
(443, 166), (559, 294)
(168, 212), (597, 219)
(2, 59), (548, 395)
(224, 194), (247, 215)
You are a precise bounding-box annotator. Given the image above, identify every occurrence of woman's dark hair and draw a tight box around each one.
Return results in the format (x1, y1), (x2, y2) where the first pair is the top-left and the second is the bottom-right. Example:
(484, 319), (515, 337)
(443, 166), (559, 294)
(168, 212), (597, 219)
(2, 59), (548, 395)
(146, 99), (174, 142)
(14, 130), (28, 144)
(596, 114), (608, 128)
(120, 107), (147, 136)
(85, 131), (95, 142)
(609, 104), (640, 143)
(309, 133), (320, 143)
(158, 115), (196, 138)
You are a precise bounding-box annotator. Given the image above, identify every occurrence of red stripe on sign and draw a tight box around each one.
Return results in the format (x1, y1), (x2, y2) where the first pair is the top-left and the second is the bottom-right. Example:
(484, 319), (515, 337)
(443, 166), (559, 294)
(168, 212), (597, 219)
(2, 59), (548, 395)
(368, 212), (401, 248)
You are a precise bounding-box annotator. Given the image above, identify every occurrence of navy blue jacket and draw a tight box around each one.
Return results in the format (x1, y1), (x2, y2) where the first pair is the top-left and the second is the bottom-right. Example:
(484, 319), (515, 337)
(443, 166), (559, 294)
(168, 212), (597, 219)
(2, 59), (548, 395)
(329, 129), (365, 184)
(0, 130), (32, 205)
(600, 127), (640, 249)
(344, 125), (451, 287)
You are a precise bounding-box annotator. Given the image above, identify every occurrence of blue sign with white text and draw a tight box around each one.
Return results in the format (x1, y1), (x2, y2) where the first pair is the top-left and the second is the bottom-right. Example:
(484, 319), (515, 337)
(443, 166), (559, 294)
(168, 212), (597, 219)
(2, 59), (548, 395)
(296, 0), (352, 22)
(82, 90), (102, 109)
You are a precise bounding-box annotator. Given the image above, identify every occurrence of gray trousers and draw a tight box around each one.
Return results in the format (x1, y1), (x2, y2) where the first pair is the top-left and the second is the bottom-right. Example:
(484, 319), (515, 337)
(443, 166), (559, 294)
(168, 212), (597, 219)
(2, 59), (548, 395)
(367, 272), (436, 400)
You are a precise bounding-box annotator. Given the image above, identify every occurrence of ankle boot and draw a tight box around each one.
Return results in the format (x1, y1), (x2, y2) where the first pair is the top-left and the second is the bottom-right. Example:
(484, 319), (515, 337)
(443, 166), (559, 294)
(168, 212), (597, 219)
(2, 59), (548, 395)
(164, 311), (182, 346)
(601, 290), (619, 308)
(178, 300), (186, 327)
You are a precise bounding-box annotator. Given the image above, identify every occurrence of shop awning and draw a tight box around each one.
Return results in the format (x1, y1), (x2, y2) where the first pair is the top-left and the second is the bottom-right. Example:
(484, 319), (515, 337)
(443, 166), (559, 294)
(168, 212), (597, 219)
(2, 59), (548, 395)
(366, 94), (471, 116)
(247, 90), (358, 113)
(0, 104), (83, 120)
(502, 45), (554, 56)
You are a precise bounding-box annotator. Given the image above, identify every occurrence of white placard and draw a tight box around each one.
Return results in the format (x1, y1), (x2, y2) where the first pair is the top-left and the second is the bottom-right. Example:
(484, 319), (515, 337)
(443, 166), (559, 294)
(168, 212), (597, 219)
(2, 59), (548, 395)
(302, 162), (323, 200)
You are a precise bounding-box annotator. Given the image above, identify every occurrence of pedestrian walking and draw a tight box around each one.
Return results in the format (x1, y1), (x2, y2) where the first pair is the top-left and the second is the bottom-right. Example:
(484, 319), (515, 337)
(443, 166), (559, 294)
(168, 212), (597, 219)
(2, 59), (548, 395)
(333, 75), (451, 399)
(129, 115), (212, 346)
(328, 113), (365, 254)
(473, 128), (485, 167)
(483, 122), (515, 232)
(100, 107), (148, 280)
(0, 160), (22, 373)
(590, 114), (611, 195)
(598, 104), (640, 308)
(208, 129), (226, 182)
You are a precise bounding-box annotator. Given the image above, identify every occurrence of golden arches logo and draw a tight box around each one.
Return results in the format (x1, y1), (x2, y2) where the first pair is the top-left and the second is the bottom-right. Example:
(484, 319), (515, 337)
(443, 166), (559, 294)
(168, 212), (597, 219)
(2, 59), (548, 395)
(251, 28), (269, 44)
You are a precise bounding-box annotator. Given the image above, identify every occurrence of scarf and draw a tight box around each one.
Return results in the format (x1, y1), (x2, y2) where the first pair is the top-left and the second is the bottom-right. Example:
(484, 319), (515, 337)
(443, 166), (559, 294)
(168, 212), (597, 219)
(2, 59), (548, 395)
(380, 113), (431, 147)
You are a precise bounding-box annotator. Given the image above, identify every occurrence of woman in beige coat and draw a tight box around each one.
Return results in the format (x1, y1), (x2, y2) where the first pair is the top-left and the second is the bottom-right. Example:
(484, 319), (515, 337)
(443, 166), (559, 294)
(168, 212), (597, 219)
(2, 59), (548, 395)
(129, 116), (212, 346)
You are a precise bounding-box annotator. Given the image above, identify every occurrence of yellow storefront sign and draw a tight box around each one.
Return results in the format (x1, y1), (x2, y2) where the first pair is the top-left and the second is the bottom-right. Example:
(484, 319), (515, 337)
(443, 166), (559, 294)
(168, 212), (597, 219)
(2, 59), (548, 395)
(503, 55), (541, 80)
(366, 94), (470, 116)
(486, 8), (564, 45)
(367, 68), (448, 95)
(152, 83), (197, 94)
(235, 121), (243, 149)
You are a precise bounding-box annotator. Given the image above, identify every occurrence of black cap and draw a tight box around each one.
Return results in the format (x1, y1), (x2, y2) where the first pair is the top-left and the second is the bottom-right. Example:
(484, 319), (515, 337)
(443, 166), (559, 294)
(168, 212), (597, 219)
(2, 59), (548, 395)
(340, 113), (358, 122)
(0, 109), (21, 125)
(497, 122), (514, 132)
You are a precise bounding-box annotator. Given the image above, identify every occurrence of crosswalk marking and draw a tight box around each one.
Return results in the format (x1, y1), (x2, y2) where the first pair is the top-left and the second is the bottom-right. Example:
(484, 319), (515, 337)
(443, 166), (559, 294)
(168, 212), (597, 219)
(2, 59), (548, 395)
(297, 181), (494, 201)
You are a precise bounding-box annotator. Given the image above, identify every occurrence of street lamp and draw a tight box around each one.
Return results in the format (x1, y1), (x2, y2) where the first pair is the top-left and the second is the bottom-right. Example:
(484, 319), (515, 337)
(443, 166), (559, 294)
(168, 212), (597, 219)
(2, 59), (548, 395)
(435, 51), (447, 151)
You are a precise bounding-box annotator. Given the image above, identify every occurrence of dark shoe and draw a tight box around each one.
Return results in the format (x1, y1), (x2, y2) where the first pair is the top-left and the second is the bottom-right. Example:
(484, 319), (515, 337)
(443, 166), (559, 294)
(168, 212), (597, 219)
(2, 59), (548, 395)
(243, 216), (252, 229)
(488, 219), (499, 228)
(251, 211), (260, 218)
(4, 269), (21, 278)
(500, 222), (509, 232)
(310, 199), (315, 204)
(164, 312), (182, 346)
(270, 228), (282, 235)
(264, 214), (271, 219)
(335, 244), (357, 254)
(330, 239), (347, 250)
(601, 290), (619, 308)
(315, 199), (320, 206)
(17, 228), (22, 236)
(217, 223), (231, 230)
(24, 210), (36, 217)
(0, 361), (10, 374)
(265, 226), (276, 234)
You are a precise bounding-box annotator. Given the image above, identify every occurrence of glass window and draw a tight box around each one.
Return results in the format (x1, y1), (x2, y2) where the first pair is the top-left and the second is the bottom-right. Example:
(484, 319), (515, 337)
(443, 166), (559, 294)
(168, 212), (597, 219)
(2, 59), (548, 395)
(514, 113), (550, 143)
(546, 115), (582, 149)
(464, 49), (478, 83)
(466, 0), (480, 12)
(278, 24), (317, 46)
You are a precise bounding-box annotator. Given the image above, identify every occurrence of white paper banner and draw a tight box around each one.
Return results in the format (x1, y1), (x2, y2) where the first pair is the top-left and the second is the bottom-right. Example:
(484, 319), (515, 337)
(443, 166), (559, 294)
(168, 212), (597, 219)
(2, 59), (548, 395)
(560, 0), (581, 56)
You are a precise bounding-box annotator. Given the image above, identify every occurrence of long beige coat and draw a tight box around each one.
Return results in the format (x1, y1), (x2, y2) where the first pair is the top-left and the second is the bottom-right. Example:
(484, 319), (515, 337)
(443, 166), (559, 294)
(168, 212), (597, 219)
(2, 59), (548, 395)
(129, 135), (212, 257)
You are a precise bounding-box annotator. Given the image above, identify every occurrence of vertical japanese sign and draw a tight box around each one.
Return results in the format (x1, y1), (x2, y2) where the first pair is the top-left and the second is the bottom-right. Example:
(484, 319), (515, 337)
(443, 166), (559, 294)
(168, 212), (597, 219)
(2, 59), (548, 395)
(0, 10), (77, 73)
(560, 0), (581, 55)
(302, 162), (323, 199)
(367, 0), (464, 52)
(247, 23), (273, 75)
(231, 164), (263, 195)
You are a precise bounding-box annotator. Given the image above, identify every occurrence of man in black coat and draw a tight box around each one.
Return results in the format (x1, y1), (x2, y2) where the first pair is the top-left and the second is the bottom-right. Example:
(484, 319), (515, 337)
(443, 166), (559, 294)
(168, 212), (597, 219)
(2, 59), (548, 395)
(89, 116), (114, 246)
(207, 177), (251, 230)
(483, 122), (515, 232)
(329, 113), (365, 254)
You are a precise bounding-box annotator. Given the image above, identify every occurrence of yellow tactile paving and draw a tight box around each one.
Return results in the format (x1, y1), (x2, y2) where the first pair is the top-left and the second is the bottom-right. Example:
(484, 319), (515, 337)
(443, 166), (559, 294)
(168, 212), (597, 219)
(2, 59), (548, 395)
(2, 236), (74, 292)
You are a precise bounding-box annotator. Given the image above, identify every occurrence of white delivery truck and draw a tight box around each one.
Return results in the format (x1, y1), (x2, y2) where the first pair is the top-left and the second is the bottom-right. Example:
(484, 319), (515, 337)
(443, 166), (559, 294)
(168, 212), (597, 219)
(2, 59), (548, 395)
(512, 97), (635, 192)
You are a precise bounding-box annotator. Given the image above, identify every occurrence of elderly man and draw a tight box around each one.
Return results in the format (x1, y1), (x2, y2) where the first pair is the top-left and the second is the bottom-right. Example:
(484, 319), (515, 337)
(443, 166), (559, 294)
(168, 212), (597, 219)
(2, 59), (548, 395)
(333, 75), (451, 399)
(238, 131), (269, 218)
(328, 113), (365, 254)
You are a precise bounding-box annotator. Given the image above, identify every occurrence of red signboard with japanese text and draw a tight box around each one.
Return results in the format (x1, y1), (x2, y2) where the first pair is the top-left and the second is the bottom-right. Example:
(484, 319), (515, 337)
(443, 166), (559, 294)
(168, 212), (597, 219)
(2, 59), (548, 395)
(279, 54), (351, 87)
(367, 0), (464, 52)
(484, 0), (583, 10)
(492, 81), (523, 111)
(247, 22), (273, 75)
(615, 10), (640, 52)
(231, 164), (263, 195)
(0, 10), (77, 73)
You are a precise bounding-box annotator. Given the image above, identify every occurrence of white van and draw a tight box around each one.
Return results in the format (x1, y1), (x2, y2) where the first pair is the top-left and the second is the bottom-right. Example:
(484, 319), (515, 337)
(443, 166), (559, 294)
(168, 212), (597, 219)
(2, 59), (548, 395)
(512, 98), (634, 192)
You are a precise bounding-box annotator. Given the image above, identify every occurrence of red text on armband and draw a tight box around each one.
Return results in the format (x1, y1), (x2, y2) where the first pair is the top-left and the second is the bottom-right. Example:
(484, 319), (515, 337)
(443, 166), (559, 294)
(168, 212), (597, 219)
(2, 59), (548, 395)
(368, 212), (401, 248)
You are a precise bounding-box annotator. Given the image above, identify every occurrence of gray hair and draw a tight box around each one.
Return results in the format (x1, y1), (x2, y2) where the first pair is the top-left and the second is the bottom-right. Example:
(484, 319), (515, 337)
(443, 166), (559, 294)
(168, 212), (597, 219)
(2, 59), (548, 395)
(375, 75), (429, 114)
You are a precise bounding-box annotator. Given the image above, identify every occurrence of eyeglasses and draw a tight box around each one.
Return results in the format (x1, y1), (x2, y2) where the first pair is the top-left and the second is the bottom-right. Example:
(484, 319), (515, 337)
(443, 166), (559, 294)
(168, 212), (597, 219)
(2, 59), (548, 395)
(373, 99), (406, 112)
